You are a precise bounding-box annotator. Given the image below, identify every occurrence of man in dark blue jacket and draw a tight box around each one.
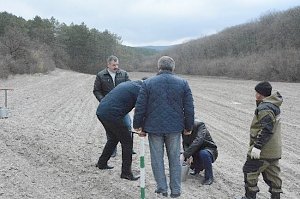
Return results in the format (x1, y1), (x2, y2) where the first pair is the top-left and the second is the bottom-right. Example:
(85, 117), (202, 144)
(95, 80), (143, 181)
(133, 56), (194, 198)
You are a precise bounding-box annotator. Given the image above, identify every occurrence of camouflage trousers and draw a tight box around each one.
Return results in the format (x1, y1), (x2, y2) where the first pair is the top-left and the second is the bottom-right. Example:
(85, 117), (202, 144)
(243, 158), (283, 194)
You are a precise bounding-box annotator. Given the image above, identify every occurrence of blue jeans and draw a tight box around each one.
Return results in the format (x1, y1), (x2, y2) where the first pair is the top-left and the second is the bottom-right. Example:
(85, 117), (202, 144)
(148, 133), (181, 195)
(193, 149), (213, 180)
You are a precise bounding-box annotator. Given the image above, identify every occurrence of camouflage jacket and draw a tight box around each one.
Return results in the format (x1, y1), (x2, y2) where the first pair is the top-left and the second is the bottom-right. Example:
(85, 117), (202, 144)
(248, 91), (283, 159)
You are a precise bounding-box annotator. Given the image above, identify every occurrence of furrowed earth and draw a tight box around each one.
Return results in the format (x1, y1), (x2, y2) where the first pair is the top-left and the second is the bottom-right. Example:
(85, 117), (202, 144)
(0, 69), (299, 199)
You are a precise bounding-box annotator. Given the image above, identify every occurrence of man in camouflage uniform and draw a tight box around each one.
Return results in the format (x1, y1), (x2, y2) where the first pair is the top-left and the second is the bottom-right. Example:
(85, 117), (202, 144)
(239, 81), (283, 199)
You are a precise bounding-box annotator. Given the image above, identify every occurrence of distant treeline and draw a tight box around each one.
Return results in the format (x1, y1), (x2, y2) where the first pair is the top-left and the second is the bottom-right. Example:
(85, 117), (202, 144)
(140, 6), (300, 82)
(0, 12), (157, 78)
(1, 6), (300, 82)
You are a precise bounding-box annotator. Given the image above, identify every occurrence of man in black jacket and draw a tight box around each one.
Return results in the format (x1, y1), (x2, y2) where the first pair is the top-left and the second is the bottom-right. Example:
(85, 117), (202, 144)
(93, 55), (129, 102)
(93, 55), (130, 157)
(182, 119), (218, 185)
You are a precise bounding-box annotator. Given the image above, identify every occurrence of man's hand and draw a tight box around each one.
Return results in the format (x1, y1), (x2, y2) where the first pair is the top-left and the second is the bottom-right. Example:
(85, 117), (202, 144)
(134, 128), (147, 137)
(183, 129), (192, 135)
(138, 131), (147, 137)
(180, 153), (192, 165)
(250, 147), (261, 159)
(185, 156), (193, 165)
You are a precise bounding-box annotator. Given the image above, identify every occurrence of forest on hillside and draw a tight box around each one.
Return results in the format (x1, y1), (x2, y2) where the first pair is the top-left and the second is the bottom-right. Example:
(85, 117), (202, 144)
(141, 6), (300, 82)
(0, 12), (156, 78)
(1, 6), (300, 82)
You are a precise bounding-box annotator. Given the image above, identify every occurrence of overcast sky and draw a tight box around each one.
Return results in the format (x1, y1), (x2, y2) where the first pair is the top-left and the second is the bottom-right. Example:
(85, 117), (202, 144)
(1, 0), (299, 46)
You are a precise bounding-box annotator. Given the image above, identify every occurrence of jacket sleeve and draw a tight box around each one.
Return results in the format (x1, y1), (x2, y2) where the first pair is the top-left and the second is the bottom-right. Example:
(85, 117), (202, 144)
(183, 81), (194, 131)
(125, 71), (130, 81)
(93, 74), (104, 102)
(133, 83), (148, 129)
(254, 110), (275, 149)
(183, 122), (206, 158)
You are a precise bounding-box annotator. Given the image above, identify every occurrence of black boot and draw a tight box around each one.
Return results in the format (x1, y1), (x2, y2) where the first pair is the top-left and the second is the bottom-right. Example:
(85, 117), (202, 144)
(189, 169), (199, 176)
(121, 165), (139, 181)
(95, 163), (114, 170)
(202, 177), (213, 185)
(239, 189), (257, 199)
(120, 173), (140, 181)
(271, 193), (280, 199)
(246, 192), (257, 199)
(238, 195), (256, 199)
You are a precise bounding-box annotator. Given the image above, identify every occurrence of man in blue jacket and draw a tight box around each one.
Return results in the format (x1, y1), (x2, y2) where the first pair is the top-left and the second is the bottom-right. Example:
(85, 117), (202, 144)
(96, 80), (143, 181)
(133, 56), (194, 198)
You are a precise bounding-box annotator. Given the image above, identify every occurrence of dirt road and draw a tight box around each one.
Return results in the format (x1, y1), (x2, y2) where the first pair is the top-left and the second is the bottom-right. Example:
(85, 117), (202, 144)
(0, 69), (299, 199)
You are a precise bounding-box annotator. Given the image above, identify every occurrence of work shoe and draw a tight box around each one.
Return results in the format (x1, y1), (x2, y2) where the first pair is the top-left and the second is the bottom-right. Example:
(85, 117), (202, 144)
(170, 193), (181, 198)
(120, 173), (140, 181)
(189, 170), (199, 176)
(236, 196), (256, 199)
(271, 193), (280, 199)
(202, 178), (213, 185)
(155, 189), (168, 197)
(95, 163), (114, 170)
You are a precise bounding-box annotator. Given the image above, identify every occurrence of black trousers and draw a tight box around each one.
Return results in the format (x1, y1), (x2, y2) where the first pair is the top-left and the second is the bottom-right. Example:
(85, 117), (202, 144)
(97, 116), (133, 174)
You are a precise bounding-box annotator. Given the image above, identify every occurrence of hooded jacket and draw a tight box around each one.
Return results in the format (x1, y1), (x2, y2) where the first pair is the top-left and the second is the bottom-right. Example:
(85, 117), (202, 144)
(182, 120), (218, 162)
(248, 91), (283, 159)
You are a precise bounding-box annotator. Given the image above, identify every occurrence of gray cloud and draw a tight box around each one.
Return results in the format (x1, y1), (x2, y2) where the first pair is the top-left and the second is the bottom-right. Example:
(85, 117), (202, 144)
(1, 0), (299, 46)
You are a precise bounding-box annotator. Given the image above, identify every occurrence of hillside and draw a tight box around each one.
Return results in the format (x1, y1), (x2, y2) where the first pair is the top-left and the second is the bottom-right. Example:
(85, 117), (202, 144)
(137, 45), (173, 52)
(140, 6), (300, 82)
(0, 69), (299, 198)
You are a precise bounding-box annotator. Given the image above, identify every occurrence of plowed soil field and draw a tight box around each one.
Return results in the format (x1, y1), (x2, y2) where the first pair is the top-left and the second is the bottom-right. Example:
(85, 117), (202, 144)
(1, 69), (299, 199)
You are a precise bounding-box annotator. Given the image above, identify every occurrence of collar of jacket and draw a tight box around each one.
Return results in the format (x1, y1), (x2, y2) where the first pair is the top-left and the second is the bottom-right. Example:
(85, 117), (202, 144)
(105, 68), (121, 75)
(157, 70), (173, 75)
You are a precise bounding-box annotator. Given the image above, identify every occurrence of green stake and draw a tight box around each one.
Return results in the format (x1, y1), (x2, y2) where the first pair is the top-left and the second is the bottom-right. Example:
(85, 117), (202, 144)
(140, 136), (145, 199)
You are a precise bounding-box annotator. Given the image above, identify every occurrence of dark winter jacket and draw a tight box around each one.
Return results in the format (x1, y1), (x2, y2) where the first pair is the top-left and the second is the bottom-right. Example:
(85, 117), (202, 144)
(93, 68), (129, 102)
(182, 120), (218, 162)
(96, 80), (143, 122)
(133, 70), (194, 134)
(248, 91), (283, 159)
